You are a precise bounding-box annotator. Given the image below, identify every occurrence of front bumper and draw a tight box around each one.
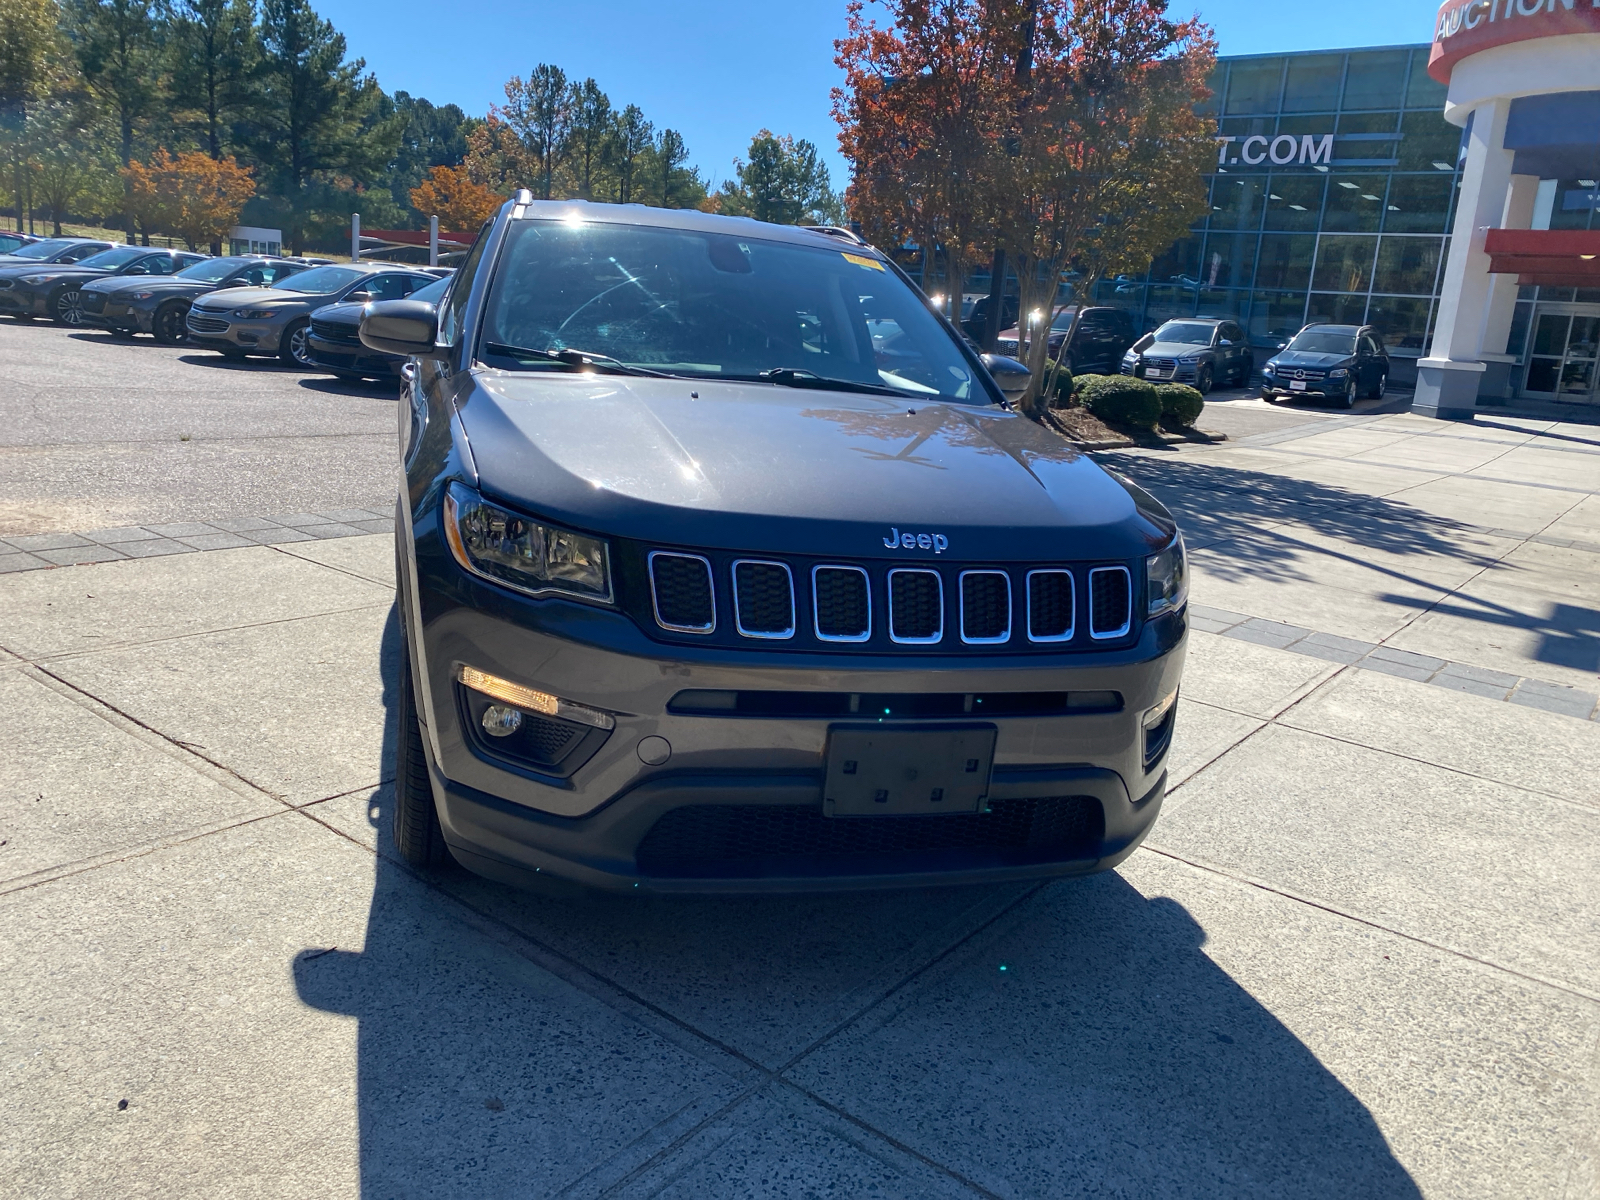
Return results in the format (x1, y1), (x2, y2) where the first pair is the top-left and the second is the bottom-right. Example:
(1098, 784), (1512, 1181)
(1261, 373), (1344, 397)
(80, 301), (154, 333)
(1122, 360), (1204, 384)
(0, 287), (46, 315)
(306, 333), (401, 376)
(184, 310), (285, 354)
(406, 533), (1186, 894)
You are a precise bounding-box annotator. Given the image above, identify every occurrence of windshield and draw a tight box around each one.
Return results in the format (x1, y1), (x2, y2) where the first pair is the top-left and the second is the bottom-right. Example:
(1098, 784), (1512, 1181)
(275, 265), (364, 294)
(1287, 330), (1358, 355)
(77, 247), (152, 270)
(179, 257), (249, 282)
(1153, 321), (1214, 346)
(479, 220), (986, 402)
(7, 239), (75, 260)
(410, 275), (451, 304)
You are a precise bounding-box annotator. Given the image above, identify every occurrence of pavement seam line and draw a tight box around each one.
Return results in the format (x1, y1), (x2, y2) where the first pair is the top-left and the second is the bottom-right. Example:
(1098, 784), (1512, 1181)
(268, 540), (396, 588)
(20, 661), (296, 806)
(13, 599), (395, 666)
(1138, 843), (1600, 1007)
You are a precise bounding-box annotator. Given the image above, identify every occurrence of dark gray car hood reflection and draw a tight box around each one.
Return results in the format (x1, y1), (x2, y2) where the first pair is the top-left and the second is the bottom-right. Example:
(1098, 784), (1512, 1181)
(1142, 340), (1213, 359)
(458, 372), (1170, 561)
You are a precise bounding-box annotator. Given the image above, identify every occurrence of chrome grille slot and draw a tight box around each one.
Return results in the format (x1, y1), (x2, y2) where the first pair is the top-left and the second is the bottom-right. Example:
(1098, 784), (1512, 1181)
(649, 551), (715, 633)
(959, 571), (1011, 644)
(1027, 570), (1075, 642)
(813, 565), (870, 642)
(888, 568), (943, 644)
(1088, 566), (1132, 639)
(732, 560), (794, 639)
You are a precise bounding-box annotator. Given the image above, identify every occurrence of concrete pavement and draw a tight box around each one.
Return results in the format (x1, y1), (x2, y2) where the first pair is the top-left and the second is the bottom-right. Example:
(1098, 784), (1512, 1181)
(2, 327), (1599, 1197)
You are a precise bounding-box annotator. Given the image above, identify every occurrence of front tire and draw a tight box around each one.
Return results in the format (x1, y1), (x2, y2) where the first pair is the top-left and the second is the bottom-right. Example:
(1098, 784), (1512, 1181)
(51, 288), (85, 326)
(1367, 372), (1387, 400)
(392, 615), (447, 868)
(1194, 364), (1213, 395)
(1339, 377), (1357, 408)
(152, 303), (188, 345)
(281, 318), (313, 367)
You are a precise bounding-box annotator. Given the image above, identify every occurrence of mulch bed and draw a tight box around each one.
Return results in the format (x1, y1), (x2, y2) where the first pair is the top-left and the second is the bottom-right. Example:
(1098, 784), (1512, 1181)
(1041, 404), (1226, 450)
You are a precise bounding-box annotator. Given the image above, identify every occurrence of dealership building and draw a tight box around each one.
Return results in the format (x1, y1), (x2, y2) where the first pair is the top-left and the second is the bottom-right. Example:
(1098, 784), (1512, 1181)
(1057, 8), (1600, 416)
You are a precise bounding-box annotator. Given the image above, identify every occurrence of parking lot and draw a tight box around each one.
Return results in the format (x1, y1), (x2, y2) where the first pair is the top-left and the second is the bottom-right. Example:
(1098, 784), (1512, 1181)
(3, 320), (1598, 1197)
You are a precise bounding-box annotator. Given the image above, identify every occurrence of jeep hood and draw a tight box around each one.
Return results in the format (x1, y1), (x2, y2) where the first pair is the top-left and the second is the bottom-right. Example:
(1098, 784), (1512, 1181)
(456, 372), (1173, 562)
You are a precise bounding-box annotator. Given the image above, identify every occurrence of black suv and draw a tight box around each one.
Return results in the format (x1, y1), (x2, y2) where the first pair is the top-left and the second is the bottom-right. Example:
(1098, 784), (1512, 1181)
(1119, 317), (1253, 394)
(81, 255), (309, 343)
(995, 306), (1139, 374)
(0, 246), (205, 325)
(365, 197), (1188, 893)
(1261, 324), (1390, 408)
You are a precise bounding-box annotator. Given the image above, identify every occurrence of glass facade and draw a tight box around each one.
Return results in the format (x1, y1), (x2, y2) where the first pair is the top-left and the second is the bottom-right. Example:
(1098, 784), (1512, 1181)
(1087, 45), (1461, 366)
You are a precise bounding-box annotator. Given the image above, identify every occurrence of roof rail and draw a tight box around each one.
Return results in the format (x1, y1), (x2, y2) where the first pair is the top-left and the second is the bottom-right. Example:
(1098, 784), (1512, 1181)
(802, 225), (868, 247)
(515, 188), (534, 206)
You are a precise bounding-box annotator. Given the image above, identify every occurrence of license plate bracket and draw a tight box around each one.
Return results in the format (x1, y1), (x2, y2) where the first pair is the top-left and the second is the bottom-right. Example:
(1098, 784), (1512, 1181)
(823, 724), (997, 817)
(1289, 379), (1307, 391)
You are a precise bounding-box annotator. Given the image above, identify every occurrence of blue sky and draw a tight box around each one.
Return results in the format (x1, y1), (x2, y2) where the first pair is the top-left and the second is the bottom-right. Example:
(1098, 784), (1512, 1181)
(316, 0), (1438, 191)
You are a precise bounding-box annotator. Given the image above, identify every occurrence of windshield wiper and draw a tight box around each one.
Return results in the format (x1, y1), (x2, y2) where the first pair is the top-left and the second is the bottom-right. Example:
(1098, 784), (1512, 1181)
(482, 342), (674, 378)
(719, 368), (908, 398)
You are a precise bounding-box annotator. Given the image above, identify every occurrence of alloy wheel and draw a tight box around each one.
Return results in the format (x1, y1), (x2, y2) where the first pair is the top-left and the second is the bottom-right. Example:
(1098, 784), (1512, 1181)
(1341, 378), (1357, 408)
(154, 305), (187, 345)
(53, 289), (84, 326)
(285, 322), (314, 367)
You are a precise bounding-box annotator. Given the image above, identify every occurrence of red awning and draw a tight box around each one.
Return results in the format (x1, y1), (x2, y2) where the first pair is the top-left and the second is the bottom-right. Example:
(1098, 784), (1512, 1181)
(1484, 228), (1600, 287)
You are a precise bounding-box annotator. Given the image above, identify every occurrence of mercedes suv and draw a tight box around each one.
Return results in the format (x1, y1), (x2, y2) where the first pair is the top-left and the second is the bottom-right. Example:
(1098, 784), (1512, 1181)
(366, 197), (1188, 892)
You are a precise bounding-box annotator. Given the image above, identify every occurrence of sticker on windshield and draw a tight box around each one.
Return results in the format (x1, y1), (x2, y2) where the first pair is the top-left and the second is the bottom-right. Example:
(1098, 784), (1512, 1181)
(842, 252), (884, 272)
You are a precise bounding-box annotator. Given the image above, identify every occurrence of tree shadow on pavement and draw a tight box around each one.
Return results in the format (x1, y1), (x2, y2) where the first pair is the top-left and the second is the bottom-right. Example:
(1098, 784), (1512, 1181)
(1111, 455), (1508, 585)
(290, 609), (1422, 1196)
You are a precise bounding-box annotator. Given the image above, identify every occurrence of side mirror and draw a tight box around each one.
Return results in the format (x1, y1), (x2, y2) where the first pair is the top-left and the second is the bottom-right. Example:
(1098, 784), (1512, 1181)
(981, 353), (1031, 403)
(345, 289), (372, 303)
(1276, 342), (1288, 350)
(360, 298), (440, 358)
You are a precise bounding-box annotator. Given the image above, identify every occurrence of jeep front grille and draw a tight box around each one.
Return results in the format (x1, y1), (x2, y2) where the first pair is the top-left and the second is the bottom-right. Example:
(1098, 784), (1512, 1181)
(959, 571), (1011, 643)
(732, 560), (794, 639)
(649, 551), (715, 633)
(1089, 566), (1132, 639)
(813, 566), (870, 641)
(888, 568), (942, 643)
(1027, 570), (1075, 642)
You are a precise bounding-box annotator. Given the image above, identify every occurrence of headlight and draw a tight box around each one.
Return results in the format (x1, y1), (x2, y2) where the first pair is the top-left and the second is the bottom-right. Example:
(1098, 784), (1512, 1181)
(1122, 351), (1137, 363)
(21, 273), (61, 285)
(1178, 354), (1202, 364)
(1146, 534), (1187, 616)
(443, 482), (611, 603)
(130, 291), (156, 300)
(233, 307), (277, 319)
(1263, 360), (1278, 373)
(1328, 368), (1348, 378)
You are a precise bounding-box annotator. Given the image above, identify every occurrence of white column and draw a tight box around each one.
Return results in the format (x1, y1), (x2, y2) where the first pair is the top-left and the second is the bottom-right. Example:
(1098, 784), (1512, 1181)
(351, 212), (361, 262)
(428, 215), (439, 267)
(1476, 172), (1540, 399)
(1416, 96), (1515, 417)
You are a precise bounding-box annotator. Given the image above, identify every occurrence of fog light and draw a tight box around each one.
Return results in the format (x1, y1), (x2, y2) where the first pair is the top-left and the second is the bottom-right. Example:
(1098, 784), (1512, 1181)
(456, 665), (615, 730)
(481, 705), (523, 737)
(1142, 689), (1178, 731)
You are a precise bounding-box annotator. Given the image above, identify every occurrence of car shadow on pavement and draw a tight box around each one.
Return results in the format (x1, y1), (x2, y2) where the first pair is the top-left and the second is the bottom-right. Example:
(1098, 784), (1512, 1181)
(290, 606), (1421, 1196)
(298, 376), (398, 399)
(176, 352), (303, 373)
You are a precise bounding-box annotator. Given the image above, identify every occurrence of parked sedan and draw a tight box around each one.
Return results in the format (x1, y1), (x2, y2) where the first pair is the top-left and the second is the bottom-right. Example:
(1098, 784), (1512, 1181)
(0, 246), (206, 325)
(81, 255), (308, 343)
(1119, 317), (1253, 394)
(184, 262), (439, 365)
(0, 231), (40, 256)
(1261, 324), (1390, 408)
(0, 235), (112, 270)
(305, 272), (452, 380)
(995, 306), (1138, 374)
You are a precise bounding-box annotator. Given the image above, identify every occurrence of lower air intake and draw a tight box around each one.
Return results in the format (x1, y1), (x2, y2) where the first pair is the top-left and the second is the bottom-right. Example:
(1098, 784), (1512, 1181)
(636, 796), (1105, 878)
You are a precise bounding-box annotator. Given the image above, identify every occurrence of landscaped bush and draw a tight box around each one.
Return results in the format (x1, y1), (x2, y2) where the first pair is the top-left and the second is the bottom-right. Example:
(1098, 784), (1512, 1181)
(1046, 364), (1075, 408)
(1074, 374), (1162, 429)
(1154, 382), (1205, 427)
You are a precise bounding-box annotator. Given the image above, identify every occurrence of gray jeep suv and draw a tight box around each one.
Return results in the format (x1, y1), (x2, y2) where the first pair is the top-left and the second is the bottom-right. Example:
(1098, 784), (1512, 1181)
(367, 197), (1188, 893)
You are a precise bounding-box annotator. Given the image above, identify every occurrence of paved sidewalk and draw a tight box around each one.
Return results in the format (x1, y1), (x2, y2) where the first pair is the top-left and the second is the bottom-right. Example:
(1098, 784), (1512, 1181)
(2, 410), (1598, 1197)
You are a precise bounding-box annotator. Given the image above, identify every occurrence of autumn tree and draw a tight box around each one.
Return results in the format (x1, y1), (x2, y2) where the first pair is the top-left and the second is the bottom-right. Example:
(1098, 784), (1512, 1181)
(713, 130), (843, 225)
(463, 113), (533, 196)
(995, 0), (1216, 411)
(409, 164), (503, 229)
(834, 0), (1014, 305)
(123, 146), (254, 247)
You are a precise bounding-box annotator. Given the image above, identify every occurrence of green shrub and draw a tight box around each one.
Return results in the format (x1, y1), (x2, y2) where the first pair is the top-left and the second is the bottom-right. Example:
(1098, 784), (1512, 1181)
(1154, 383), (1205, 427)
(1076, 374), (1162, 429)
(1046, 363), (1075, 408)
